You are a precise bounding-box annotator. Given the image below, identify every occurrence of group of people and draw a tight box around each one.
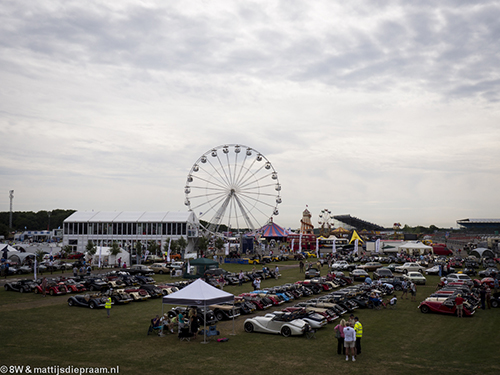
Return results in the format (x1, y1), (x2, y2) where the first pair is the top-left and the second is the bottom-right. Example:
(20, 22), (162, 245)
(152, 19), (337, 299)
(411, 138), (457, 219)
(334, 315), (363, 362)
(151, 307), (201, 338)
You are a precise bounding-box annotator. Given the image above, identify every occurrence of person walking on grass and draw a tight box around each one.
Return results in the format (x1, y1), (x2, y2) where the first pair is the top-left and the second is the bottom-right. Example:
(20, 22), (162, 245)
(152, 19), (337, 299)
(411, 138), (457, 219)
(343, 322), (356, 362)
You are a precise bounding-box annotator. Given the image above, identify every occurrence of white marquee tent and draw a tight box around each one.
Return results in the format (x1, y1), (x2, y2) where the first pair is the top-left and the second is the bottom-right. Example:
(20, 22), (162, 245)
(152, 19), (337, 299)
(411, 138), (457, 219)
(398, 241), (433, 255)
(89, 247), (130, 267)
(162, 278), (235, 343)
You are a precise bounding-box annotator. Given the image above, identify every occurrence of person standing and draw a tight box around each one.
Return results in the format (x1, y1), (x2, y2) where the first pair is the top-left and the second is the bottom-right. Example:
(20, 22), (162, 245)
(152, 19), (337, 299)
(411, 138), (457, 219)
(255, 277), (261, 290)
(73, 266), (78, 278)
(494, 278), (499, 294)
(455, 294), (464, 318)
(410, 282), (417, 302)
(401, 279), (408, 299)
(480, 285), (487, 310)
(105, 296), (112, 317)
(343, 322), (356, 362)
(299, 261), (304, 273)
(238, 270), (244, 286)
(334, 319), (346, 355)
(41, 277), (48, 297)
(486, 286), (492, 309)
(274, 265), (279, 279)
(354, 317), (363, 355)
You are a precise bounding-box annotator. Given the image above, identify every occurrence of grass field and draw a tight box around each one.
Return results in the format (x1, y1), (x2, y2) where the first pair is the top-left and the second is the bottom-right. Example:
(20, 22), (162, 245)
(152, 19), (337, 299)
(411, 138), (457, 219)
(1, 261), (499, 375)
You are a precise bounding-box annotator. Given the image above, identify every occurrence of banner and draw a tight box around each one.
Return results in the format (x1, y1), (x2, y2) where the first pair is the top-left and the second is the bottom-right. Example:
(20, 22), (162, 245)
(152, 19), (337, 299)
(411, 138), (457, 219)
(354, 239), (359, 254)
(167, 238), (172, 262)
(332, 239), (336, 254)
(291, 239), (295, 252)
(299, 233), (302, 252)
(98, 246), (102, 268)
(375, 238), (380, 253)
(315, 237), (319, 257)
(34, 259), (37, 280)
(144, 250), (150, 262)
(187, 259), (191, 274)
(225, 243), (229, 256)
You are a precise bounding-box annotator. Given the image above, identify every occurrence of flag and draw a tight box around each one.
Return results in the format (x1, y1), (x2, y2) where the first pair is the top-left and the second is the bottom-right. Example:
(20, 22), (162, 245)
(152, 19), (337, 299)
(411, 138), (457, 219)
(187, 259), (191, 274)
(167, 238), (172, 262)
(349, 230), (364, 244)
(375, 238), (380, 253)
(315, 237), (319, 257)
(98, 246), (102, 268)
(225, 243), (229, 255)
(291, 239), (295, 252)
(354, 239), (359, 254)
(299, 233), (302, 252)
(144, 250), (150, 261)
(34, 259), (37, 280)
(332, 239), (336, 254)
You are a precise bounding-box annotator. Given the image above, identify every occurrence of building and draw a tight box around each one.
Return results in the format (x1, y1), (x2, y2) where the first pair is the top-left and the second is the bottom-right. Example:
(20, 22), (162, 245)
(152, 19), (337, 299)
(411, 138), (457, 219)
(62, 211), (199, 255)
(456, 218), (500, 233)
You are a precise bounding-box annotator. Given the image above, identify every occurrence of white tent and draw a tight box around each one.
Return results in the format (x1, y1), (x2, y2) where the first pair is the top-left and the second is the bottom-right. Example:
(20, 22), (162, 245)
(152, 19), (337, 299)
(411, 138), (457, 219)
(90, 247), (130, 267)
(470, 247), (495, 259)
(398, 241), (433, 255)
(162, 278), (235, 343)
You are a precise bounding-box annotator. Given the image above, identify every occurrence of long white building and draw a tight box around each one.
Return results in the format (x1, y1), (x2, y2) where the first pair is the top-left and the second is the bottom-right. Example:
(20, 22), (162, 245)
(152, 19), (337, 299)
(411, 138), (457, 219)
(62, 211), (199, 254)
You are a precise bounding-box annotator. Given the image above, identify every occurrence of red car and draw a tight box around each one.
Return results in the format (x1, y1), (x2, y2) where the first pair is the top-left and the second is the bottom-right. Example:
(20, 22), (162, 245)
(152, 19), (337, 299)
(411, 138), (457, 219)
(481, 277), (495, 288)
(67, 252), (84, 259)
(34, 281), (69, 296)
(418, 296), (475, 316)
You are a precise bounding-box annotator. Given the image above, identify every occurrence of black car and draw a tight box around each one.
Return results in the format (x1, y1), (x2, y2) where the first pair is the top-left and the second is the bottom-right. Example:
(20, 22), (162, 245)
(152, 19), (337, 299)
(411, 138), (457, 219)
(373, 267), (394, 280)
(127, 265), (154, 275)
(84, 278), (110, 292)
(478, 267), (499, 278)
(4, 279), (38, 293)
(378, 277), (405, 291)
(68, 294), (110, 309)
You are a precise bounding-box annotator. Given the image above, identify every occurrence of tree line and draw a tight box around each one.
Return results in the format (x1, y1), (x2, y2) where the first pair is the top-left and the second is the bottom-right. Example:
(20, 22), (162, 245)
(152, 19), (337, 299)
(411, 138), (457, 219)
(0, 209), (76, 238)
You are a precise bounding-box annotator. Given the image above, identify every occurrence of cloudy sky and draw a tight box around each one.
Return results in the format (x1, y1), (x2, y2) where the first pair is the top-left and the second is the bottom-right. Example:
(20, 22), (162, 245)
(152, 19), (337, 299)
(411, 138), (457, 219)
(1, 0), (499, 230)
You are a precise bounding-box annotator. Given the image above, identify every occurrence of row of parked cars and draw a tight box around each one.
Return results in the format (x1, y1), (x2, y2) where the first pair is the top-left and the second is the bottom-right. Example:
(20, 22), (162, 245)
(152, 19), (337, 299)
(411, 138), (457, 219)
(242, 276), (395, 337)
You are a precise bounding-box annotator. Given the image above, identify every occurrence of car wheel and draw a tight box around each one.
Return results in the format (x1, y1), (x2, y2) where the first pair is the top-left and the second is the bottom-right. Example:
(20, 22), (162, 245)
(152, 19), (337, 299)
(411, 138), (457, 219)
(20, 287), (25, 293)
(491, 300), (499, 308)
(4, 285), (10, 291)
(420, 305), (430, 314)
(244, 322), (254, 333)
(418, 269), (423, 273)
(168, 311), (176, 319)
(49, 289), (55, 296)
(281, 326), (292, 337)
(34, 288), (39, 294)
(89, 285), (95, 291)
(216, 311), (224, 321)
(61, 266), (66, 271)
(68, 299), (74, 306)
(89, 301), (96, 309)
(404, 270), (408, 274)
(159, 270), (164, 274)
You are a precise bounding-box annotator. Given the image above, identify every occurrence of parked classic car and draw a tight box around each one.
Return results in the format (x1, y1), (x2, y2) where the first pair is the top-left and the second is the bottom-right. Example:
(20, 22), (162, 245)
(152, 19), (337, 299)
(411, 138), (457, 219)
(68, 294), (111, 309)
(395, 262), (425, 274)
(373, 267), (394, 280)
(127, 265), (155, 275)
(150, 263), (171, 274)
(404, 272), (427, 285)
(305, 267), (321, 279)
(349, 269), (370, 281)
(209, 303), (241, 321)
(445, 273), (473, 287)
(244, 312), (309, 337)
(34, 281), (69, 296)
(357, 262), (383, 272)
(418, 296), (475, 316)
(4, 279), (38, 293)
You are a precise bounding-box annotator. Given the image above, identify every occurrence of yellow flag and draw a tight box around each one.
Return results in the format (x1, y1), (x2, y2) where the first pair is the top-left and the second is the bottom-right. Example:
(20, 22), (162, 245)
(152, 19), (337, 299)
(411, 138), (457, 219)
(349, 230), (364, 244)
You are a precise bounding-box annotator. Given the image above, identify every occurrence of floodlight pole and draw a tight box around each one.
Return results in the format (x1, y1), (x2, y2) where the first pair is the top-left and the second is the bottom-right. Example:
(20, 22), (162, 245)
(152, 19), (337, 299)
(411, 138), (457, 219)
(9, 190), (14, 229)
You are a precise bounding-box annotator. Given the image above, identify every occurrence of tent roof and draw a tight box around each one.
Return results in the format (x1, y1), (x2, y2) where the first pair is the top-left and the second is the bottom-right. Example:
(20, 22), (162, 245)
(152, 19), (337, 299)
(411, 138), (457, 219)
(259, 221), (288, 237)
(189, 258), (218, 266)
(162, 278), (234, 306)
(398, 241), (432, 250)
(470, 248), (495, 258)
(332, 227), (350, 233)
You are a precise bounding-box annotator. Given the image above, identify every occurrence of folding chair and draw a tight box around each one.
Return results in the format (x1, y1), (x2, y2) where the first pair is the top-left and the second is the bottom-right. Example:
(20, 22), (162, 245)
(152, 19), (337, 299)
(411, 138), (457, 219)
(147, 319), (163, 336)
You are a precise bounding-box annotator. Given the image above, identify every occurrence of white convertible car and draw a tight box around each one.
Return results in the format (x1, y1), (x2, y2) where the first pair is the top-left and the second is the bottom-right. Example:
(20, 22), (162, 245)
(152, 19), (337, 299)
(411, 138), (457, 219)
(244, 312), (309, 337)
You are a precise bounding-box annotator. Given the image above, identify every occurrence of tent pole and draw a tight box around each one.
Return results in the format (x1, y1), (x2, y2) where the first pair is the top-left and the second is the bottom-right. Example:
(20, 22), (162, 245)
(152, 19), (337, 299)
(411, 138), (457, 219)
(201, 303), (208, 344)
(230, 299), (235, 336)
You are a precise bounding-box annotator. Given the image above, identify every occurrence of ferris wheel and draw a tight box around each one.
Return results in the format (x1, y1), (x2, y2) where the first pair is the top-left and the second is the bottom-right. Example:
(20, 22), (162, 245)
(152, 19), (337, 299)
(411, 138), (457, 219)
(318, 209), (333, 237)
(184, 144), (282, 236)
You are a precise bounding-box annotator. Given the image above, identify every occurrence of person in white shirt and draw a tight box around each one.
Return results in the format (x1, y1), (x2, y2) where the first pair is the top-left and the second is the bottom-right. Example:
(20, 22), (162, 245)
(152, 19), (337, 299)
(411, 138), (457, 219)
(343, 322), (357, 361)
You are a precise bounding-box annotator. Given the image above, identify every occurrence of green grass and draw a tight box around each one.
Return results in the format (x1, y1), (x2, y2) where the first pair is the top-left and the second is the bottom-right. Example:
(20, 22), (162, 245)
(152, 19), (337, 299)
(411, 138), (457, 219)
(1, 263), (499, 375)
